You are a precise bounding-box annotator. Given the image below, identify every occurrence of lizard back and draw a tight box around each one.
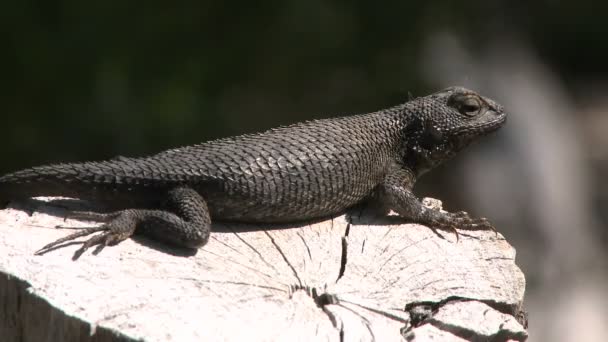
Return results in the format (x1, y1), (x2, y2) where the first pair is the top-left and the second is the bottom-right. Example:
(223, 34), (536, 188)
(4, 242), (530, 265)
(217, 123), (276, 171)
(0, 108), (406, 222)
(148, 109), (405, 221)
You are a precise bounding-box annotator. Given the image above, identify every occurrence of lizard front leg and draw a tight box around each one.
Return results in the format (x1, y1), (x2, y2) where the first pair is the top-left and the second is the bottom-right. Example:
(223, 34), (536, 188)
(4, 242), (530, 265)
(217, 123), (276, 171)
(378, 167), (494, 239)
(36, 187), (211, 259)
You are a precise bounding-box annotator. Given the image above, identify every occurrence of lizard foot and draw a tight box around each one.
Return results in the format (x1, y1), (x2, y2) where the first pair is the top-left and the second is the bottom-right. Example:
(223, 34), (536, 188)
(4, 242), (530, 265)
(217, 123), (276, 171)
(429, 210), (496, 242)
(36, 210), (139, 260)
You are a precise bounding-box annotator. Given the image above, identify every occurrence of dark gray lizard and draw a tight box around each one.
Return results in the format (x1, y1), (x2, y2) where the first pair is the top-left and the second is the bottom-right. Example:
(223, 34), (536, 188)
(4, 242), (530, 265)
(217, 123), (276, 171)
(0, 87), (506, 259)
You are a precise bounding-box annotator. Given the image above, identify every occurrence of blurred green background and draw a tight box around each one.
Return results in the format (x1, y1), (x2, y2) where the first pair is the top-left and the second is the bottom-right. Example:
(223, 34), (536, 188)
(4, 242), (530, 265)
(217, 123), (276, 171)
(2, 1), (608, 340)
(2, 1), (605, 171)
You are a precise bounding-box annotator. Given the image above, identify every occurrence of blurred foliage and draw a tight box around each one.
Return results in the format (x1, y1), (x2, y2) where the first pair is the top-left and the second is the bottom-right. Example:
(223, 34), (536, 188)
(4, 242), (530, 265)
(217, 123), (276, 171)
(1, 0), (605, 172)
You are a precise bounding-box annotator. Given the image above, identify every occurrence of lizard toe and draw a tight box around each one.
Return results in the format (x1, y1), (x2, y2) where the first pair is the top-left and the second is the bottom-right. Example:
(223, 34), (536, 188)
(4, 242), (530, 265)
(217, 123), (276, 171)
(36, 210), (140, 259)
(63, 210), (121, 223)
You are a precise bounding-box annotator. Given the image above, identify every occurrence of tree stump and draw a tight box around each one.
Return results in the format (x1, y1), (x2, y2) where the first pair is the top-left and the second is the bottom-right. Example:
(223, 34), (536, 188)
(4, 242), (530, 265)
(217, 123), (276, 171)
(0, 198), (527, 341)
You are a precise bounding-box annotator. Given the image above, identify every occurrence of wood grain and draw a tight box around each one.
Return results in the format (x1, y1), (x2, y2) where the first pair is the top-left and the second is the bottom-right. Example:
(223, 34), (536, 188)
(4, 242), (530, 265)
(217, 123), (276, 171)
(0, 198), (527, 341)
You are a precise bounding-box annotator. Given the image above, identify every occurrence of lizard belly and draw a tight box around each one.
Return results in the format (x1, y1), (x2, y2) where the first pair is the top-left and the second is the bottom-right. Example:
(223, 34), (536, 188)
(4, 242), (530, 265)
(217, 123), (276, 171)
(200, 169), (383, 222)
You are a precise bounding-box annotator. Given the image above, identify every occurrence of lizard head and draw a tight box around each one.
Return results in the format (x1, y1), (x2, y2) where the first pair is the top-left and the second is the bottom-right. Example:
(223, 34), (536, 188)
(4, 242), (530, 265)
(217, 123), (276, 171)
(404, 86), (507, 176)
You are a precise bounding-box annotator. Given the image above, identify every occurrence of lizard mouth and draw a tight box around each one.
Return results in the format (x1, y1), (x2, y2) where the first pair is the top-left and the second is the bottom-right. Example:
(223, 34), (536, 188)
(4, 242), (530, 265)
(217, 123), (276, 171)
(449, 110), (507, 151)
(454, 110), (507, 137)
(477, 113), (507, 133)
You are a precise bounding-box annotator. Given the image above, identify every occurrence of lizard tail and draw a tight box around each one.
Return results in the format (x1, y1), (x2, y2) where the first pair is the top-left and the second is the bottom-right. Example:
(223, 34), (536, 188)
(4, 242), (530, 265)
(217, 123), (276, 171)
(0, 160), (155, 202)
(0, 163), (93, 201)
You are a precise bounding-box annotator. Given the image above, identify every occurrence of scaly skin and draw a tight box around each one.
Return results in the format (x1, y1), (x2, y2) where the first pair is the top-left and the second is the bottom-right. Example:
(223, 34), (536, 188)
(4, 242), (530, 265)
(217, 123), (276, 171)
(0, 87), (506, 259)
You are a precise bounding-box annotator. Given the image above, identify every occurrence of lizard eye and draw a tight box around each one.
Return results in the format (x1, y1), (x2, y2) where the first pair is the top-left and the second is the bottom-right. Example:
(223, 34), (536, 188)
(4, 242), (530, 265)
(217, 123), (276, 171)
(459, 97), (481, 116)
(448, 94), (483, 117)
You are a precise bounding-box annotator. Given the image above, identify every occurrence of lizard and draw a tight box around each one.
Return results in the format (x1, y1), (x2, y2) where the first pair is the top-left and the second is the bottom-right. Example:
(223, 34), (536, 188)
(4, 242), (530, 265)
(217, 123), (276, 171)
(0, 87), (506, 259)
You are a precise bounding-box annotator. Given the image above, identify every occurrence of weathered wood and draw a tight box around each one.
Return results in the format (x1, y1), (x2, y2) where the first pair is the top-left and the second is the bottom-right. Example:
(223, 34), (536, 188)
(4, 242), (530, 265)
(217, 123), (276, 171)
(0, 198), (527, 341)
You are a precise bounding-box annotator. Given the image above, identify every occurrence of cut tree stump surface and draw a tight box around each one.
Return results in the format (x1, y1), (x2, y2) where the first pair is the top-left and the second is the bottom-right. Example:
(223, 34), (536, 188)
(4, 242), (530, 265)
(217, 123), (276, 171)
(0, 198), (527, 341)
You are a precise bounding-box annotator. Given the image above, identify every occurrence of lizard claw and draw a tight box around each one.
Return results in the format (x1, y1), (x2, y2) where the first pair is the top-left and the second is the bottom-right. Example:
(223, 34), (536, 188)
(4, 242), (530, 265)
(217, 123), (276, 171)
(426, 210), (496, 242)
(35, 226), (108, 257)
(36, 210), (139, 260)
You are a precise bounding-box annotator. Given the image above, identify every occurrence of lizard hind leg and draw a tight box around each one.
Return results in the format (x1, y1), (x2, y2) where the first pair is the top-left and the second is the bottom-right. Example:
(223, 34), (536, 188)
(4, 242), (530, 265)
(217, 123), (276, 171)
(35, 187), (212, 260)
